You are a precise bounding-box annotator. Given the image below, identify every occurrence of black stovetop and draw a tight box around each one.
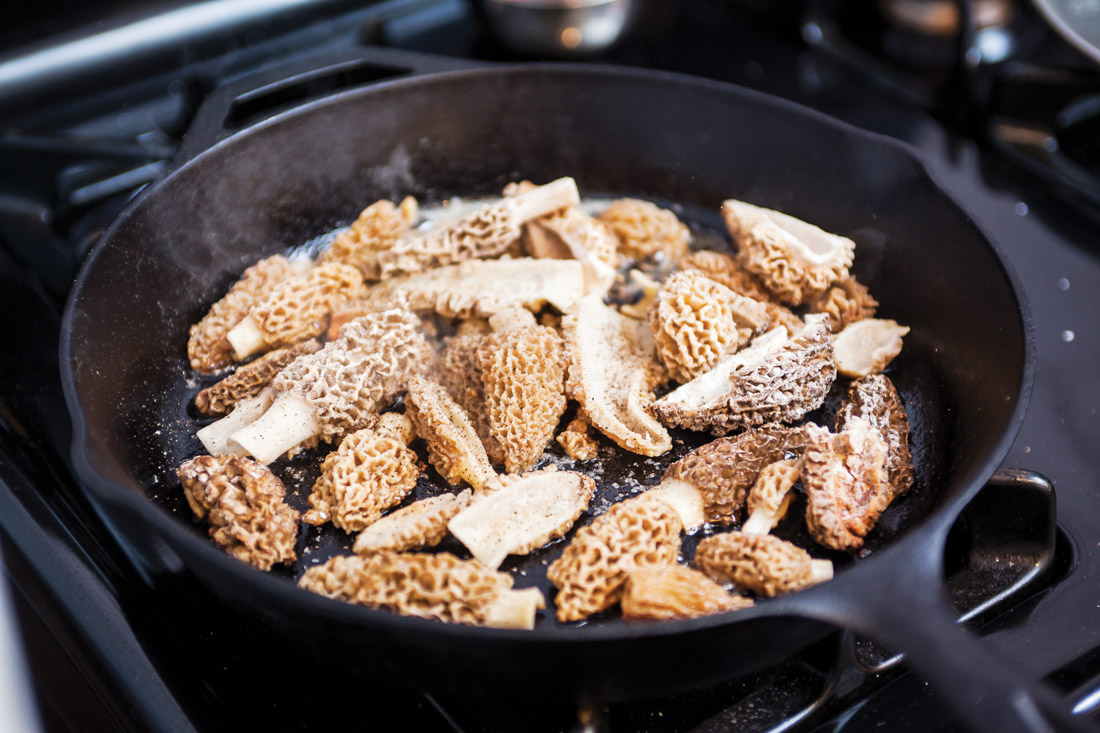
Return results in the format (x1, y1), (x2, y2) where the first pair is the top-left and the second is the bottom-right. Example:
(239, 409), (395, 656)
(2, 2), (1099, 731)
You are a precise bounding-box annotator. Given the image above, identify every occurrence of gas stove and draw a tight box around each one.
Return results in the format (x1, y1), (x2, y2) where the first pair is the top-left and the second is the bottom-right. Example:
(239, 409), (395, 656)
(1, 1), (1099, 731)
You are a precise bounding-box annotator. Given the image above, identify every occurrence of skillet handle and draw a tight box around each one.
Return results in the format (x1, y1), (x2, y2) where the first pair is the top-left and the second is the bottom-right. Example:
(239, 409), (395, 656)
(174, 47), (486, 167)
(825, 469), (1093, 733)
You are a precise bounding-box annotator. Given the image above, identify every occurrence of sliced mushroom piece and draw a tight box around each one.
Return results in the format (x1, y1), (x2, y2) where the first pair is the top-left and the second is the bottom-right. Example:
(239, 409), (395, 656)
(405, 375), (497, 491)
(448, 469), (596, 569)
(662, 424), (808, 525)
(563, 293), (672, 457)
(317, 196), (418, 278)
(194, 339), (323, 417)
(196, 388), (276, 457)
(836, 373), (914, 499)
(833, 318), (910, 378)
(434, 330), (502, 465)
(598, 198), (691, 263)
(741, 458), (802, 535)
(353, 490), (474, 554)
(621, 565), (753, 621)
(802, 419), (892, 551)
(694, 531), (833, 597)
(299, 552), (545, 629)
(723, 199), (855, 306)
(652, 314), (835, 436)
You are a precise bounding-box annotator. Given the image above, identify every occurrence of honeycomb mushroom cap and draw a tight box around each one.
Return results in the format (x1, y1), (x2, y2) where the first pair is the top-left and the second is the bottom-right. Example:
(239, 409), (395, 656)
(806, 276), (878, 333)
(598, 198), (691, 263)
(353, 490), (474, 554)
(477, 316), (568, 474)
(836, 374), (914, 501)
(547, 492), (682, 622)
(743, 458), (802, 534)
(648, 270), (770, 383)
(194, 339), (322, 417)
(177, 454), (299, 571)
(833, 318), (910, 378)
(249, 262), (368, 352)
(273, 293), (432, 441)
(723, 199), (854, 306)
(802, 419), (892, 551)
(434, 331), (503, 465)
(694, 531), (831, 597)
(652, 314), (836, 435)
(621, 565), (753, 621)
(187, 254), (298, 374)
(556, 416), (599, 461)
(318, 196), (418, 279)
(563, 293), (672, 457)
(303, 423), (420, 532)
(405, 375), (496, 491)
(663, 424), (808, 524)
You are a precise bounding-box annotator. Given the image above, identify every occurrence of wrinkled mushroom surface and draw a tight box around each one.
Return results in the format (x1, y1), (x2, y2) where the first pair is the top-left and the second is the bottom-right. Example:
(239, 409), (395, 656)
(694, 531), (832, 597)
(621, 565), (753, 621)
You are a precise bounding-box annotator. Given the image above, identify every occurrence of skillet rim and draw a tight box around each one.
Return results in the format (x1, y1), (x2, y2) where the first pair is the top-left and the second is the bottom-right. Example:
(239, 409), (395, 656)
(59, 61), (1036, 644)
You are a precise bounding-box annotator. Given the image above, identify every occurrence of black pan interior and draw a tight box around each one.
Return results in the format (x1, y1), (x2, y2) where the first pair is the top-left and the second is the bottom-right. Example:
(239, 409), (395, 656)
(63, 67), (1027, 638)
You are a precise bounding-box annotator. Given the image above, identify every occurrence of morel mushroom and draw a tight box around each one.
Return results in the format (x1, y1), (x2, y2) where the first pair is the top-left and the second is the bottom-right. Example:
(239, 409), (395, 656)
(563, 292), (672, 457)
(317, 196), (418, 278)
(448, 468), (596, 569)
(226, 294), (431, 464)
(177, 454), (299, 571)
(547, 491), (683, 622)
(836, 373), (914, 499)
(694, 531), (833, 597)
(187, 254), (301, 374)
(806, 275), (878, 333)
(226, 261), (368, 361)
(299, 552), (545, 629)
(598, 198), (691, 263)
(302, 413), (420, 533)
(362, 177), (580, 280)
(832, 318), (910, 378)
(741, 459), (802, 535)
(723, 199), (854, 306)
(621, 565), (753, 621)
(194, 339), (323, 417)
(477, 308), (568, 474)
(405, 375), (497, 491)
(556, 415), (599, 461)
(504, 180), (620, 269)
(801, 419), (892, 551)
(353, 490), (474, 554)
(648, 270), (770, 383)
(434, 329), (502, 465)
(652, 314), (835, 435)
(662, 424), (808, 525)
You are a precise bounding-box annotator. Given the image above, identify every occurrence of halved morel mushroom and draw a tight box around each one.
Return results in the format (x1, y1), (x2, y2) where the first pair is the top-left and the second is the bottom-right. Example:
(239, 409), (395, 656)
(187, 254), (301, 374)
(504, 181), (620, 269)
(694, 531), (833, 597)
(298, 552), (545, 629)
(563, 293), (672, 457)
(317, 196), (418, 278)
(833, 318), (910, 378)
(662, 424), (808, 525)
(802, 418), (892, 551)
(648, 270), (770, 383)
(225, 293), (431, 464)
(177, 454), (299, 571)
(477, 308), (568, 474)
(405, 375), (496, 491)
(723, 199), (854, 306)
(547, 492), (683, 622)
(302, 413), (420, 533)
(621, 565), (753, 621)
(679, 250), (806, 336)
(741, 458), (802, 535)
(194, 339), (322, 417)
(353, 490), (474, 554)
(598, 198), (691, 263)
(836, 373), (914, 504)
(433, 330), (502, 464)
(226, 261), (368, 361)
(363, 178), (580, 280)
(448, 468), (596, 569)
(652, 314), (835, 435)
(806, 275), (878, 333)
(556, 415), (599, 461)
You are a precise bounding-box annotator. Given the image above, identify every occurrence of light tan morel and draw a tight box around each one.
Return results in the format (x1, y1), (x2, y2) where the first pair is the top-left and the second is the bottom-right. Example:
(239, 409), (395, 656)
(405, 375), (496, 491)
(835, 373), (914, 507)
(621, 565), (753, 621)
(694, 531), (833, 597)
(194, 339), (322, 417)
(353, 490), (474, 554)
(598, 198), (691, 263)
(806, 275), (878, 333)
(318, 196), (419, 278)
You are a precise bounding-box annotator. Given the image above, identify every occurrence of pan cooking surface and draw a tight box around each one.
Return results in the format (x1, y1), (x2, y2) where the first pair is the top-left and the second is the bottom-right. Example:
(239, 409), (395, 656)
(134, 198), (951, 630)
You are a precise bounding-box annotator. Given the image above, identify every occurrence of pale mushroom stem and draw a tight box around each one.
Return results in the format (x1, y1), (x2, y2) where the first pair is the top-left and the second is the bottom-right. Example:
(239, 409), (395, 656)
(484, 587), (546, 630)
(228, 391), (320, 465)
(226, 313), (267, 361)
(810, 559), (834, 584)
(649, 479), (706, 532)
(196, 389), (275, 456)
(509, 177), (580, 223)
(741, 491), (795, 536)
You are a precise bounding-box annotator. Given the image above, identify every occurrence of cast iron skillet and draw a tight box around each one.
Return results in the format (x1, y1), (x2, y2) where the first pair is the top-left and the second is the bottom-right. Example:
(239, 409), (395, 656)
(60, 48), (1086, 732)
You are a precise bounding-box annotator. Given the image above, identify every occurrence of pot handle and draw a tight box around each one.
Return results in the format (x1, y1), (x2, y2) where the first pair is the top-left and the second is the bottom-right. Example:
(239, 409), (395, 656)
(803, 468), (1093, 733)
(173, 47), (486, 166)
